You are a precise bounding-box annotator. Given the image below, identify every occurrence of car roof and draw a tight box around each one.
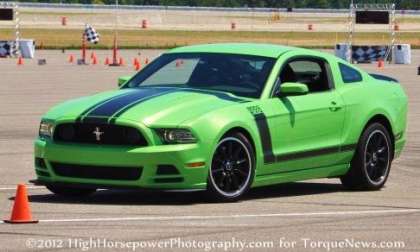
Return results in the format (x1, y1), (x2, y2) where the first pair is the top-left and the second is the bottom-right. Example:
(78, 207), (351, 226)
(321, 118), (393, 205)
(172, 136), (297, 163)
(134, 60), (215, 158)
(167, 43), (296, 58)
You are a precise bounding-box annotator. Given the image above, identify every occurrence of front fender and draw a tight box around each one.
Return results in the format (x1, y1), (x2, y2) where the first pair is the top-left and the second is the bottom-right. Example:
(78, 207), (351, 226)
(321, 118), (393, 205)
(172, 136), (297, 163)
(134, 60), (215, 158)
(181, 105), (265, 173)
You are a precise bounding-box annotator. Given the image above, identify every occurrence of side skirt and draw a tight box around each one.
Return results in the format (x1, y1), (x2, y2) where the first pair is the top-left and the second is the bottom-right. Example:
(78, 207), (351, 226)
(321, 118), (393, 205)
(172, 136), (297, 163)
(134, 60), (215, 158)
(252, 163), (350, 188)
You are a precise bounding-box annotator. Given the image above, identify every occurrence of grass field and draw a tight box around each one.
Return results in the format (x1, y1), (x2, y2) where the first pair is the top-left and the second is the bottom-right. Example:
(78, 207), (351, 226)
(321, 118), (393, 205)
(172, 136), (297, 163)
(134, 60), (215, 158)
(1, 28), (419, 49)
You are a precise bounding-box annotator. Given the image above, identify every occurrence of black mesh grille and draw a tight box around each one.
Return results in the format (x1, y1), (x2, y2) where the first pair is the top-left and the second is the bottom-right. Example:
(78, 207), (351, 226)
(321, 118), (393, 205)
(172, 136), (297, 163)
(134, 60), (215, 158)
(53, 123), (148, 146)
(51, 162), (142, 181)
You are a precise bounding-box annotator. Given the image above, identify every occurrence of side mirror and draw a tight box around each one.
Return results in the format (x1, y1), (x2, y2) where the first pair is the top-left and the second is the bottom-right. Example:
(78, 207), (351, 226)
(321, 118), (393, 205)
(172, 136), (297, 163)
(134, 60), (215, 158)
(278, 82), (308, 96)
(118, 76), (132, 87)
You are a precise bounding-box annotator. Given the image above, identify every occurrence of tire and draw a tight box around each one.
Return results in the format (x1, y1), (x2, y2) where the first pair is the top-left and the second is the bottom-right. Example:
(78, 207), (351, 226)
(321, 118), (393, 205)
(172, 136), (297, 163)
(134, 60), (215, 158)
(46, 185), (97, 197)
(341, 123), (393, 190)
(207, 132), (255, 202)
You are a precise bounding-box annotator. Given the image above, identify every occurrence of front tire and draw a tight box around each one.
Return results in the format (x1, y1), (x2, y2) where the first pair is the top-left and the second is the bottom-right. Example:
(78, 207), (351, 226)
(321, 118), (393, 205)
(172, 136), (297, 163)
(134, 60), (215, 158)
(207, 132), (255, 202)
(341, 123), (393, 190)
(46, 185), (97, 197)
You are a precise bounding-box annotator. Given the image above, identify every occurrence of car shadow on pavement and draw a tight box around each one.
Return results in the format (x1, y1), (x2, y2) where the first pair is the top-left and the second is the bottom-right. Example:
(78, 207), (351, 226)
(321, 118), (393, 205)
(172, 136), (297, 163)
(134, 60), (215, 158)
(21, 182), (345, 206)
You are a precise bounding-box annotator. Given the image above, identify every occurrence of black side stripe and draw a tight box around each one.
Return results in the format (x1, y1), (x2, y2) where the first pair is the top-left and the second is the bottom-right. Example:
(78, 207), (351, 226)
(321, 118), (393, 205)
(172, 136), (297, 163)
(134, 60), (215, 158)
(275, 144), (356, 162)
(253, 112), (276, 164)
(80, 88), (170, 124)
(256, 162), (346, 177)
(250, 110), (357, 164)
(340, 144), (357, 152)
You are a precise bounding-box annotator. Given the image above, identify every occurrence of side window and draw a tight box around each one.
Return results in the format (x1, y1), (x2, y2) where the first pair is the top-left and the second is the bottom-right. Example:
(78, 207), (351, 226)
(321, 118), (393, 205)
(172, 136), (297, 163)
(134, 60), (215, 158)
(279, 58), (331, 93)
(339, 63), (363, 83)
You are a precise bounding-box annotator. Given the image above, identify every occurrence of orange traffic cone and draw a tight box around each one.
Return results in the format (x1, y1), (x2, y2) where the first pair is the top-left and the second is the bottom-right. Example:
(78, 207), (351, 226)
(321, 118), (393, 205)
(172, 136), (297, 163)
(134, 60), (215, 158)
(68, 54), (74, 63)
(133, 58), (139, 66)
(17, 56), (24, 66)
(145, 58), (149, 64)
(90, 52), (96, 59)
(377, 59), (385, 69)
(4, 184), (38, 224)
(175, 60), (181, 67)
(119, 57), (125, 66)
(92, 56), (98, 65)
(105, 57), (110, 65)
(135, 61), (141, 71)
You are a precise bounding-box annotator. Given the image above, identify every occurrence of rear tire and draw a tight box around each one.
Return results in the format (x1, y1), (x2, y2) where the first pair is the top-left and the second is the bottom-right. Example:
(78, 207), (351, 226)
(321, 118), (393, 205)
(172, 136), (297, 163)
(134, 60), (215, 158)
(46, 185), (96, 197)
(207, 132), (255, 202)
(341, 123), (393, 190)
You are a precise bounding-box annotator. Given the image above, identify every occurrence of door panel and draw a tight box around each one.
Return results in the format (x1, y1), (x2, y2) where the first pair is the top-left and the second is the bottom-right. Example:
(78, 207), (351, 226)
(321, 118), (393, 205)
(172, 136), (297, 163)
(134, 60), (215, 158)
(257, 90), (345, 176)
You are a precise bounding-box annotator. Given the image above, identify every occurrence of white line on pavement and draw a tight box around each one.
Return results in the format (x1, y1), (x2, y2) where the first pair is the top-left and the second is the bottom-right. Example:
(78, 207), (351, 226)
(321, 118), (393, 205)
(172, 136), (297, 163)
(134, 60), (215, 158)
(2, 209), (416, 224)
(0, 186), (44, 191)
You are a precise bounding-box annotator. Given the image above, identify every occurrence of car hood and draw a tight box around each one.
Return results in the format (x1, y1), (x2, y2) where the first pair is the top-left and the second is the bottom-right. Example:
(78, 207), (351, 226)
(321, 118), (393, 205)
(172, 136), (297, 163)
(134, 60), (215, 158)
(46, 87), (248, 126)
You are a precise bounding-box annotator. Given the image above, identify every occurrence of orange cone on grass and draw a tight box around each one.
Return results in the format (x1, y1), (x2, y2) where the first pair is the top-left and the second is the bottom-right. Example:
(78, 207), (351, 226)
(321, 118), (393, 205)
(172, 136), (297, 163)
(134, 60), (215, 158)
(4, 184), (38, 224)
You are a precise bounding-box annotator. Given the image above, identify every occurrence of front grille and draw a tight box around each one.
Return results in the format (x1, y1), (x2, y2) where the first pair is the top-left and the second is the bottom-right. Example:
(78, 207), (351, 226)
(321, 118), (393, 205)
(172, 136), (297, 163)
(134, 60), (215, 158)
(51, 162), (142, 181)
(53, 123), (148, 146)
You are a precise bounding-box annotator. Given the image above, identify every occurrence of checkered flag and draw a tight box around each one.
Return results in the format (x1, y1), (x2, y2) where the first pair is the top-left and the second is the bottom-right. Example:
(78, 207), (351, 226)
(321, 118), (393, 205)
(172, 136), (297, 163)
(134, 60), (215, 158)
(0, 41), (12, 57)
(84, 24), (99, 44)
(0, 42), (10, 56)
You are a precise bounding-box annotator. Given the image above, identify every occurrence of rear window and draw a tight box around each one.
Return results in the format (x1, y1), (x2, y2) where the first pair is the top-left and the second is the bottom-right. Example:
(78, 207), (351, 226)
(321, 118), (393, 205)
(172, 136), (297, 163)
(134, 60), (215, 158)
(339, 63), (363, 83)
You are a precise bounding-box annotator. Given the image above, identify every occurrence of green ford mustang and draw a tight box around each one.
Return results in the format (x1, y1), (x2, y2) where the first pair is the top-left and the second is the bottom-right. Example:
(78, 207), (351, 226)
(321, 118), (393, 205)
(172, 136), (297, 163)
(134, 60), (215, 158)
(34, 43), (407, 201)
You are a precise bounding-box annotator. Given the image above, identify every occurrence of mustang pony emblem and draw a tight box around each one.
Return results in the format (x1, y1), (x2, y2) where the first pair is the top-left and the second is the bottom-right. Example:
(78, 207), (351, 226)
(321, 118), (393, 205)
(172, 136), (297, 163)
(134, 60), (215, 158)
(92, 127), (104, 141)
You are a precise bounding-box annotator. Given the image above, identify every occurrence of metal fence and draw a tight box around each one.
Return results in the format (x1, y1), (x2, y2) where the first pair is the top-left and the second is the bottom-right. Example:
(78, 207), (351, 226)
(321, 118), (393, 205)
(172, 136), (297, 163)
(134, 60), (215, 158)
(7, 2), (339, 13)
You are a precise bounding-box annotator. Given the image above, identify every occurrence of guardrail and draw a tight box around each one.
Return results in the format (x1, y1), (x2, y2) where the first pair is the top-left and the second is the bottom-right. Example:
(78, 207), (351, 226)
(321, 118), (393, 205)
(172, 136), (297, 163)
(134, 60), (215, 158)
(5, 2), (420, 15)
(0, 2), (371, 14)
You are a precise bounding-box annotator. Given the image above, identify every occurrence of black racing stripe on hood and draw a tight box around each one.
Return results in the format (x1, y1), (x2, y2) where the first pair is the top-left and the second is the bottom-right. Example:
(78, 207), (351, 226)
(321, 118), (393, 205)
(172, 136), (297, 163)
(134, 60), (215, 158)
(81, 88), (167, 123)
(176, 88), (249, 103)
(107, 88), (248, 124)
(108, 89), (177, 124)
(75, 91), (135, 123)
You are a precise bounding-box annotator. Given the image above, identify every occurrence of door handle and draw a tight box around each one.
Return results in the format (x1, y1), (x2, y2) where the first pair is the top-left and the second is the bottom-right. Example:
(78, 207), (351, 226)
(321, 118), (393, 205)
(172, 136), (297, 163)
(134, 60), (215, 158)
(329, 101), (342, 112)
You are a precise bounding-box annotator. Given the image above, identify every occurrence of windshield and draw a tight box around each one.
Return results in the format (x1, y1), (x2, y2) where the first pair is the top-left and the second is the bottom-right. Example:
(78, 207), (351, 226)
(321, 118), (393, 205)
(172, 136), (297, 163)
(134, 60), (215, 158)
(125, 53), (276, 98)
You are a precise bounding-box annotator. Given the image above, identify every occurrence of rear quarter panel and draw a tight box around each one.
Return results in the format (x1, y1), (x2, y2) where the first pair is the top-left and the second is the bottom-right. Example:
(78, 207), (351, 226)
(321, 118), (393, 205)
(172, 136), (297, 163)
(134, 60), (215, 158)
(331, 60), (408, 154)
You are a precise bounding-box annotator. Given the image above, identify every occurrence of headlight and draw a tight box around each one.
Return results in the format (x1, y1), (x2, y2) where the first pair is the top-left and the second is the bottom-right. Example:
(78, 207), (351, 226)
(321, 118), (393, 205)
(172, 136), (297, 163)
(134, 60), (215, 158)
(39, 120), (54, 138)
(156, 128), (197, 144)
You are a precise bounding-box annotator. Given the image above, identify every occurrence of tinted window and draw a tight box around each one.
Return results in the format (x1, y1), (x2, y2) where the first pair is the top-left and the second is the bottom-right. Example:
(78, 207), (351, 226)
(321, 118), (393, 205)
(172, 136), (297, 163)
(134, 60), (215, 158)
(126, 53), (276, 98)
(339, 63), (363, 83)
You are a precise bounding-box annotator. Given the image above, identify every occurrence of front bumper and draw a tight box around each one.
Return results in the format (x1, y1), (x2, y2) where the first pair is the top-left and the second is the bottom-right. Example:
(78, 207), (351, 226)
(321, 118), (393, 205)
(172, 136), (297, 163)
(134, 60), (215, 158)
(34, 139), (209, 190)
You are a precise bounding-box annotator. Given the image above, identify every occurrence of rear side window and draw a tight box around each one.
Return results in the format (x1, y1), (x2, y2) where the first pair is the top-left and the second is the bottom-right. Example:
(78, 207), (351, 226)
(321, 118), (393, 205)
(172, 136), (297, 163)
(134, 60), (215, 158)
(279, 59), (331, 93)
(339, 63), (363, 83)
